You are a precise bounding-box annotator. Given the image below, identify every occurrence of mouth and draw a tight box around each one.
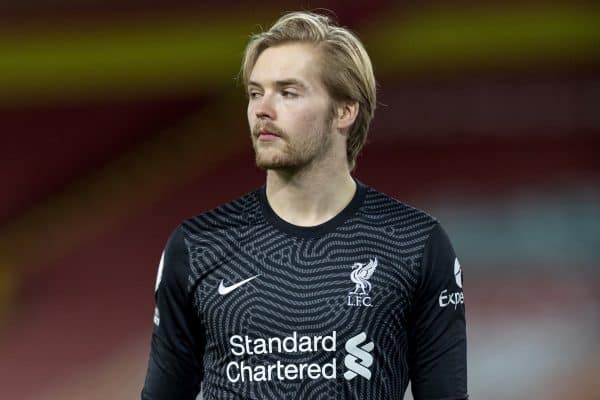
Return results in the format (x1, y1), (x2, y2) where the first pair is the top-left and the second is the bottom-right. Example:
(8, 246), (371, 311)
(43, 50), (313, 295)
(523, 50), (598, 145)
(257, 130), (281, 141)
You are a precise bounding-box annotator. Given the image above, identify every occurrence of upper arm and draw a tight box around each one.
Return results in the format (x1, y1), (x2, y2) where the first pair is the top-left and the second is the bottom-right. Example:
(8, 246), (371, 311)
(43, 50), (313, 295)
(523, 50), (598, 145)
(408, 222), (468, 400)
(141, 225), (205, 400)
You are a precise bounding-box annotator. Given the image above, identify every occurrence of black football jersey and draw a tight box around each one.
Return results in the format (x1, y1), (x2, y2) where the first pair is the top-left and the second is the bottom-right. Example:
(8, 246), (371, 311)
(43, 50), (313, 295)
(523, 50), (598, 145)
(141, 180), (468, 400)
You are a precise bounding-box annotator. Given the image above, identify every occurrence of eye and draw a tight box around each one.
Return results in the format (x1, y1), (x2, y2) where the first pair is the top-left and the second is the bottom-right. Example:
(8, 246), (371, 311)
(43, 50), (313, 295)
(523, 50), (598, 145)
(282, 90), (298, 98)
(247, 90), (262, 99)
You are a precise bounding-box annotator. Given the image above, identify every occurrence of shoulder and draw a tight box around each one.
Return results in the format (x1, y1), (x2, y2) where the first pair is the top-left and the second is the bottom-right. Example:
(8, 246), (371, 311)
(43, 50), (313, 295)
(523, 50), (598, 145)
(360, 184), (439, 236)
(157, 188), (263, 289)
(180, 187), (263, 238)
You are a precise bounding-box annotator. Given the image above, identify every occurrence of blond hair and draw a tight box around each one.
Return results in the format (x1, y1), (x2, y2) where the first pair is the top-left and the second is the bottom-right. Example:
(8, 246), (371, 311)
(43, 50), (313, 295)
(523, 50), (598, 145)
(241, 11), (376, 170)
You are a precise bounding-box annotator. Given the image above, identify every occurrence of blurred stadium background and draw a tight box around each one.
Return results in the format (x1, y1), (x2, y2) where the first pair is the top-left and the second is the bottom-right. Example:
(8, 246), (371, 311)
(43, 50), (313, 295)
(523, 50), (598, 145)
(0, 1), (599, 399)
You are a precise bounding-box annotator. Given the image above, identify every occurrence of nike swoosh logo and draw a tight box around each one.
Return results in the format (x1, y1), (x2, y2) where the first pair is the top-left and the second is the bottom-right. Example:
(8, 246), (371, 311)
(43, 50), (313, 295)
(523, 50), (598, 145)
(218, 275), (260, 295)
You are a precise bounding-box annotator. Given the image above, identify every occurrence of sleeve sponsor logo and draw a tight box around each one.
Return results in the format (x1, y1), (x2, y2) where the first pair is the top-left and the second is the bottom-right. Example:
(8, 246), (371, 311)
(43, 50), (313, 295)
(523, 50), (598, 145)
(153, 307), (160, 326)
(454, 257), (463, 288)
(152, 252), (164, 325)
(438, 289), (465, 309)
(154, 251), (165, 292)
(438, 257), (465, 309)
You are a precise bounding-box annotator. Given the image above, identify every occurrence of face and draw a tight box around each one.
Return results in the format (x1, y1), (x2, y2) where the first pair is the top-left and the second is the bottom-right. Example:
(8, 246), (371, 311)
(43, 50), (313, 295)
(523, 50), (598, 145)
(247, 43), (335, 171)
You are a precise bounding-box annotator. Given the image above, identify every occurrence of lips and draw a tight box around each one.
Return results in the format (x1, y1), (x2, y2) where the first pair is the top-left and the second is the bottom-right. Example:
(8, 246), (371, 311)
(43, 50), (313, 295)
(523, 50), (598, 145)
(259, 130), (279, 138)
(255, 127), (283, 141)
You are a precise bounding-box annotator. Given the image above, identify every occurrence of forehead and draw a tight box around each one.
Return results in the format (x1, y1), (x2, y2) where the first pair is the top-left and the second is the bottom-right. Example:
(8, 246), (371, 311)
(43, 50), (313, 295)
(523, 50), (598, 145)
(249, 42), (323, 87)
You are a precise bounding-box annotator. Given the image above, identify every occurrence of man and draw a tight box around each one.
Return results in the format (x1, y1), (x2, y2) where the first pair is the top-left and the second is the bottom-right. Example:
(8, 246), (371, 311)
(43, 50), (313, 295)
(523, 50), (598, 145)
(142, 11), (468, 400)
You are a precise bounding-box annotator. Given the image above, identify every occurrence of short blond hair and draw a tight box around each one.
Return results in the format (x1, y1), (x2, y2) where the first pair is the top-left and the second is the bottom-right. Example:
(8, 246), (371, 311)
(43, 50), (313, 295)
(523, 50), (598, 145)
(241, 11), (376, 170)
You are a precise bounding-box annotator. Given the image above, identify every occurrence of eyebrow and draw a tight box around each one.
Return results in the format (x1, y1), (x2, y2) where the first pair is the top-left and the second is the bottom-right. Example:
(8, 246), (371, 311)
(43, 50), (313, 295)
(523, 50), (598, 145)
(248, 79), (308, 90)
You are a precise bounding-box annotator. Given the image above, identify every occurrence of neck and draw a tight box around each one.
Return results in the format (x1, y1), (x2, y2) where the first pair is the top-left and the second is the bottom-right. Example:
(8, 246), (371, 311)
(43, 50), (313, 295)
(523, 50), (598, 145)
(265, 160), (356, 227)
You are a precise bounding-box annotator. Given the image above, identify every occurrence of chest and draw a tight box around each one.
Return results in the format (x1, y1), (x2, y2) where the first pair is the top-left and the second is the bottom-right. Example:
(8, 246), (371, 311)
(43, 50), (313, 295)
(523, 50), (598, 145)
(193, 236), (420, 347)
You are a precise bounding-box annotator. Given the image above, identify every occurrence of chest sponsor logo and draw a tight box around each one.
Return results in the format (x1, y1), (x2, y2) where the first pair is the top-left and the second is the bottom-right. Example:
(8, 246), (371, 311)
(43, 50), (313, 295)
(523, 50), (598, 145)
(344, 332), (374, 380)
(225, 331), (374, 383)
(347, 258), (378, 307)
(218, 275), (260, 295)
(439, 257), (464, 309)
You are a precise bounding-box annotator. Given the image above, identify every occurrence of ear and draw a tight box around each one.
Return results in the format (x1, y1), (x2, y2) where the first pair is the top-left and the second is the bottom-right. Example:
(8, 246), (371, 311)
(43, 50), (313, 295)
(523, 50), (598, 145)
(335, 101), (359, 132)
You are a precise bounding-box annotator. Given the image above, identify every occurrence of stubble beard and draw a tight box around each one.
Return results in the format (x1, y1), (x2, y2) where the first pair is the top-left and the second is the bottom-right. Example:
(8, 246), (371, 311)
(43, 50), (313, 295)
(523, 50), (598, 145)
(251, 119), (334, 172)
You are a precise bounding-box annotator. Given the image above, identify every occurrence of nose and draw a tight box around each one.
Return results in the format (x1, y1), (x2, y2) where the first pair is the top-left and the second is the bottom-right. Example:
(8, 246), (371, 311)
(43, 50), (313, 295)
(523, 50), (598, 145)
(253, 92), (276, 120)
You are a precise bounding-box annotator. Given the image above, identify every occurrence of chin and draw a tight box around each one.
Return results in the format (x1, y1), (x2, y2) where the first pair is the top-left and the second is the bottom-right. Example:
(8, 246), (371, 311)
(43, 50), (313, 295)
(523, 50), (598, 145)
(254, 147), (280, 167)
(255, 157), (291, 170)
(255, 152), (301, 170)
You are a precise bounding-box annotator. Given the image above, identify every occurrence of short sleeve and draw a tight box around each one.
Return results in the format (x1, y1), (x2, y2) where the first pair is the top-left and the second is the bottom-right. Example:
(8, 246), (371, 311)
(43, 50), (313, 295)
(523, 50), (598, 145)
(141, 225), (205, 400)
(408, 222), (468, 400)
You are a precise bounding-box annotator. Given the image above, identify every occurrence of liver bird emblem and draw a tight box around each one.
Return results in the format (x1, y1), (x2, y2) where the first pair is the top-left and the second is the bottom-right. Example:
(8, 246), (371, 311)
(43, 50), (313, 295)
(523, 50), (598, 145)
(349, 258), (378, 295)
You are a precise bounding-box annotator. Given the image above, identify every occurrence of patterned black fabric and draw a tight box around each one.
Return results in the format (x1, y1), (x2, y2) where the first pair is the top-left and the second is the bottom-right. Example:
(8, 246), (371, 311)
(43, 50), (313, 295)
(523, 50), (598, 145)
(142, 180), (468, 400)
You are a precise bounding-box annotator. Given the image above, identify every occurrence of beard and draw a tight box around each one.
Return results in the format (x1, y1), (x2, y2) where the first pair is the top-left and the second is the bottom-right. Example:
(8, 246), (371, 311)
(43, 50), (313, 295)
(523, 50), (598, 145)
(251, 118), (334, 171)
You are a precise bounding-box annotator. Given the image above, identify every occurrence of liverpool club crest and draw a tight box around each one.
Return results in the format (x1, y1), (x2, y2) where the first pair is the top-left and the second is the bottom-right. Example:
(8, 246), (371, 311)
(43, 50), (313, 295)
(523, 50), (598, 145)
(347, 258), (378, 307)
